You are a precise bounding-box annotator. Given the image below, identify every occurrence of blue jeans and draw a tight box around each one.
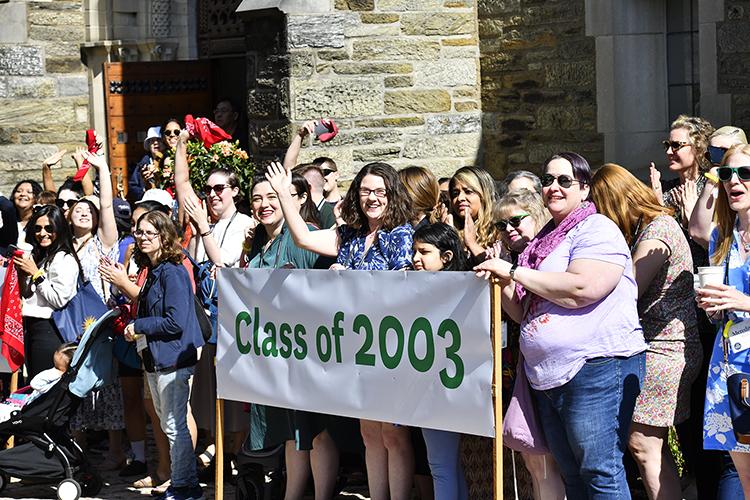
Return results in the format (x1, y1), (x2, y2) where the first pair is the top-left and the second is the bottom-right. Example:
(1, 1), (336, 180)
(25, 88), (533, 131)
(532, 353), (645, 500)
(718, 451), (744, 500)
(146, 366), (198, 489)
(421, 428), (468, 500)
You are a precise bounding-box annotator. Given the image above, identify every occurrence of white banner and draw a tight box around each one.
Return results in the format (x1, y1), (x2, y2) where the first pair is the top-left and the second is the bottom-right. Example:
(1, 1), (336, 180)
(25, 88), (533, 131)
(216, 269), (495, 437)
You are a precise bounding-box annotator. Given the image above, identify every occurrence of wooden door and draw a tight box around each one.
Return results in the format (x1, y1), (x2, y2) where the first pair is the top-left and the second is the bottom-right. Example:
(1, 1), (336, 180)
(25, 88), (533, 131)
(104, 61), (213, 199)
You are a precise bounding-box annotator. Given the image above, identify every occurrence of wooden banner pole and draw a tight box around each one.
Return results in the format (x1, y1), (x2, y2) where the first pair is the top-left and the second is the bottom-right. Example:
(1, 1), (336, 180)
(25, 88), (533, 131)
(491, 280), (503, 499)
(215, 397), (225, 499)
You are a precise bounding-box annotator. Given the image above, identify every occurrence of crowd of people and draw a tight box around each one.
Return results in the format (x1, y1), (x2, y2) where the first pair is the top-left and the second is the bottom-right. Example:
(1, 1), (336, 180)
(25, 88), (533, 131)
(0, 109), (749, 500)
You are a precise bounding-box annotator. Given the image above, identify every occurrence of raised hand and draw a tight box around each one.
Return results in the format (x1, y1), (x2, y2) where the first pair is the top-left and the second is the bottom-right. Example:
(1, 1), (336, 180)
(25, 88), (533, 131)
(72, 147), (86, 168)
(265, 161), (292, 194)
(681, 179), (698, 223)
(649, 162), (663, 205)
(298, 121), (316, 138)
(82, 150), (109, 171)
(183, 196), (209, 233)
(43, 149), (67, 167)
(463, 209), (478, 248)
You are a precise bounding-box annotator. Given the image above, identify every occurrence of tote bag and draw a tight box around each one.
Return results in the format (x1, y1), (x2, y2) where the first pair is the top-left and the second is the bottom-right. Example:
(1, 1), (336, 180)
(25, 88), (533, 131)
(52, 279), (109, 343)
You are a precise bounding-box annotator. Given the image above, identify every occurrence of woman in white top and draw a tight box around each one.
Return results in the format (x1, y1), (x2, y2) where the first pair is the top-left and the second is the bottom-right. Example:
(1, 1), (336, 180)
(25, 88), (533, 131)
(174, 129), (254, 469)
(14, 204), (79, 379)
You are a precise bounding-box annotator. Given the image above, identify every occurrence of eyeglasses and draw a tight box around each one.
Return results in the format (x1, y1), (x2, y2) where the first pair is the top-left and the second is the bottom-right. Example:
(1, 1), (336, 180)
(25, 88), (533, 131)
(202, 184), (229, 196)
(56, 199), (77, 210)
(496, 214), (530, 231)
(290, 192), (300, 198)
(359, 188), (387, 198)
(718, 166), (750, 182)
(33, 224), (54, 234)
(163, 129), (181, 137)
(540, 174), (582, 189)
(134, 229), (159, 240)
(706, 145), (728, 166)
(322, 169), (335, 176)
(662, 140), (690, 153)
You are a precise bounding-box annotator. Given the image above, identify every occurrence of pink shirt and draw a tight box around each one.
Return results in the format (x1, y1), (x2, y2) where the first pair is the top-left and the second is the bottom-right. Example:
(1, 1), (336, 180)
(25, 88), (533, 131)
(520, 214), (647, 390)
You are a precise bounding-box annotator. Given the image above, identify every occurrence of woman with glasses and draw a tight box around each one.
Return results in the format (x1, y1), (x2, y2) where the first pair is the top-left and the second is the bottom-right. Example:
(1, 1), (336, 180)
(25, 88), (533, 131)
(174, 129), (254, 476)
(13, 204), (79, 378)
(161, 118), (182, 151)
(123, 209), (204, 500)
(493, 190), (565, 500)
(592, 164), (700, 500)
(266, 160), (414, 500)
(475, 152), (647, 499)
(696, 144), (750, 498)
(689, 126), (748, 249)
(448, 166), (499, 261)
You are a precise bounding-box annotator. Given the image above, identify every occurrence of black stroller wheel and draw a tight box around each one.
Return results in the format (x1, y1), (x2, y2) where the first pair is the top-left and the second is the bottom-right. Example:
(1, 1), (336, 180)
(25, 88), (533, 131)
(57, 478), (81, 500)
(0, 471), (8, 493)
(78, 469), (103, 496)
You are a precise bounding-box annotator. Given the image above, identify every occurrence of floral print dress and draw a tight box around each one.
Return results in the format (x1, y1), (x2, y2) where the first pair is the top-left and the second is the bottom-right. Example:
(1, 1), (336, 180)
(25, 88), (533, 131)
(336, 223), (414, 270)
(704, 223), (750, 451)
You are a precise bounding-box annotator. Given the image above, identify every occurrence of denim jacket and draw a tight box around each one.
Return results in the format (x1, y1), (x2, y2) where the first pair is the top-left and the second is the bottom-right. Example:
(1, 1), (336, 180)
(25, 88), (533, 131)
(134, 261), (204, 371)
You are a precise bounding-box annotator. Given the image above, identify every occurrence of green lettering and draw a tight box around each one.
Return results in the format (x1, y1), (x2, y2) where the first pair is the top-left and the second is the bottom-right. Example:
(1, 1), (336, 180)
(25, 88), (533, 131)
(438, 319), (464, 389)
(331, 311), (345, 363)
(354, 314), (376, 366)
(379, 315), (404, 370)
(293, 325), (307, 360)
(408, 317), (435, 373)
(316, 326), (332, 362)
(235, 311), (252, 355)
(252, 307), (261, 356)
(279, 323), (293, 359)
(261, 322), (278, 357)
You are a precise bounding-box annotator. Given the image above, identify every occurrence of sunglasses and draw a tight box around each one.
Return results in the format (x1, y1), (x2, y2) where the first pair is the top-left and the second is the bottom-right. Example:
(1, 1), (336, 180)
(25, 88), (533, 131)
(662, 140), (690, 153)
(496, 214), (529, 231)
(322, 169), (335, 176)
(55, 199), (77, 209)
(717, 166), (750, 182)
(33, 224), (54, 234)
(540, 174), (581, 189)
(706, 145), (728, 166)
(202, 184), (229, 196)
(163, 129), (181, 137)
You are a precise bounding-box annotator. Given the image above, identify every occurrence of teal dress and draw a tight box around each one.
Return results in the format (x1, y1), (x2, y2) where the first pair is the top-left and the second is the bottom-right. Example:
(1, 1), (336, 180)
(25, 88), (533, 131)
(246, 224), (327, 451)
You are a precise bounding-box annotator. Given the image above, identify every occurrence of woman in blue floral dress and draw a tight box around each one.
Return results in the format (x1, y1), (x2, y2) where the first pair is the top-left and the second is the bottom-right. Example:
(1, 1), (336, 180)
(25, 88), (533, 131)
(698, 144), (750, 497)
(266, 160), (414, 500)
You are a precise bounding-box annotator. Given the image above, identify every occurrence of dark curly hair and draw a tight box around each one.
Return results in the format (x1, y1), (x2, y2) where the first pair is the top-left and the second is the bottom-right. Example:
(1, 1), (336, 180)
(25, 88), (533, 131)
(133, 210), (184, 269)
(339, 162), (413, 231)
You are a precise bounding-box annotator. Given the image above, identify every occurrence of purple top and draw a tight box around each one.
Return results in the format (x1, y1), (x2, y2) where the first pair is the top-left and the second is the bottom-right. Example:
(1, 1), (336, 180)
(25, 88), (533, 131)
(520, 214), (647, 390)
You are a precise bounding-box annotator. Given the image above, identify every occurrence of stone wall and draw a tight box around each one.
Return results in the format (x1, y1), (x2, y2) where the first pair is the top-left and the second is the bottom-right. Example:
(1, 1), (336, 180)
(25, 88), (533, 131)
(717, 1), (750, 134)
(258, 0), (483, 181)
(478, 0), (602, 177)
(0, 0), (89, 196)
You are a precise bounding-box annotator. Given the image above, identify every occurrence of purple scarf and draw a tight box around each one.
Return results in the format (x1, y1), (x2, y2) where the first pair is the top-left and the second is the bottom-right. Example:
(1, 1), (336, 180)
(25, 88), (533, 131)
(515, 201), (597, 302)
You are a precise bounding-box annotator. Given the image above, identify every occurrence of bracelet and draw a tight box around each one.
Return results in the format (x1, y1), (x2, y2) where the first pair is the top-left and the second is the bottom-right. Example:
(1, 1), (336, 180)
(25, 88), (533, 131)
(242, 242), (252, 252)
(200, 228), (213, 237)
(509, 263), (518, 280)
(32, 269), (45, 281)
(704, 172), (720, 184)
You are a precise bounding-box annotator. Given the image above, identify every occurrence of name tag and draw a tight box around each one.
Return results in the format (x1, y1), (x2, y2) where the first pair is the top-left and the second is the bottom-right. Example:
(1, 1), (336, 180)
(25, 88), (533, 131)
(136, 334), (148, 353)
(730, 321), (750, 354)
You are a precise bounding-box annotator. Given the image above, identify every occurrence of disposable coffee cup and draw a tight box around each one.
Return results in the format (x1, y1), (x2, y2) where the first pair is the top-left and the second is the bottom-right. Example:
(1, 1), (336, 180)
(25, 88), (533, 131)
(698, 266), (725, 287)
(16, 242), (33, 258)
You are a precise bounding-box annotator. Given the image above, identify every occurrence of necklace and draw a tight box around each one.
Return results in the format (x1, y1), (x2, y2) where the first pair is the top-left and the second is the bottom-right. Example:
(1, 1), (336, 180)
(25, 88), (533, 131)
(740, 229), (750, 253)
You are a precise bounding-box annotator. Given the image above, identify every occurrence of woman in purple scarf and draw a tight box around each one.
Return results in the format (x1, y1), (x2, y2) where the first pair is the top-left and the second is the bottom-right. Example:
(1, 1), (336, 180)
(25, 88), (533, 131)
(476, 152), (647, 499)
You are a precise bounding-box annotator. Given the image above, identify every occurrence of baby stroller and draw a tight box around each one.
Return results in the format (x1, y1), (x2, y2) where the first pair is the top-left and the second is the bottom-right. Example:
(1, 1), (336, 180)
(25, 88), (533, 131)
(0, 308), (120, 500)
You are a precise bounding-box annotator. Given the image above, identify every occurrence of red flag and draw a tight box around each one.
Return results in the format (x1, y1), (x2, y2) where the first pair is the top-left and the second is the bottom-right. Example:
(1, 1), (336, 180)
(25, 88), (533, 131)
(184, 115), (232, 149)
(0, 261), (24, 372)
(72, 129), (99, 182)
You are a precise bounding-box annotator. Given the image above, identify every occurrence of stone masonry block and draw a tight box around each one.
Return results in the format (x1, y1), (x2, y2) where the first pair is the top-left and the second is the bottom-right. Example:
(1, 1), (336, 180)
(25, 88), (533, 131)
(0, 2), (28, 43)
(384, 75), (413, 87)
(354, 116), (425, 128)
(290, 51), (315, 77)
(28, 25), (85, 43)
(352, 146), (401, 162)
(0, 47), (44, 76)
(2, 77), (57, 98)
(345, 23), (400, 37)
(425, 113), (481, 134)
(360, 13), (399, 24)
(384, 90), (451, 114)
(57, 75), (88, 97)
(377, 0), (442, 11)
(335, 0), (375, 10)
(544, 61), (594, 88)
(352, 40), (441, 60)
(248, 90), (280, 119)
(331, 62), (413, 74)
(402, 133), (480, 159)
(401, 13), (475, 35)
(288, 13), (356, 49)
(293, 79), (384, 119)
(414, 59), (477, 87)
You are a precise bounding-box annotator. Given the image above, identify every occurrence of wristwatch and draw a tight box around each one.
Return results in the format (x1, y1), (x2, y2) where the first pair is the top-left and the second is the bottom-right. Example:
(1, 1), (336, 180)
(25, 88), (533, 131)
(33, 273), (46, 286)
(509, 263), (518, 280)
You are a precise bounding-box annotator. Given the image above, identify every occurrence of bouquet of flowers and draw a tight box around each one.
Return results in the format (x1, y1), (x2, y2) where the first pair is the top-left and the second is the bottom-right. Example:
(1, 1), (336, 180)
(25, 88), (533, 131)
(149, 152), (175, 191)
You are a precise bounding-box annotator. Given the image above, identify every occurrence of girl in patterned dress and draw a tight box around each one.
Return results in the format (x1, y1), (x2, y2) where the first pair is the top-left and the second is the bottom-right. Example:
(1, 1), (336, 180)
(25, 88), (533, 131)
(592, 164), (700, 500)
(697, 144), (750, 498)
(266, 160), (414, 500)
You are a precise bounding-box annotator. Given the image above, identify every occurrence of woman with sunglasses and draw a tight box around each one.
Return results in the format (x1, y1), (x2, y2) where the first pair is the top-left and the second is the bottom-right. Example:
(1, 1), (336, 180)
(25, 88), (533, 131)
(161, 118), (182, 151)
(494, 190), (566, 500)
(689, 126), (748, 249)
(475, 152), (647, 499)
(448, 166), (498, 261)
(13, 204), (79, 378)
(592, 164), (701, 500)
(174, 129), (254, 475)
(266, 160), (414, 500)
(695, 144), (750, 499)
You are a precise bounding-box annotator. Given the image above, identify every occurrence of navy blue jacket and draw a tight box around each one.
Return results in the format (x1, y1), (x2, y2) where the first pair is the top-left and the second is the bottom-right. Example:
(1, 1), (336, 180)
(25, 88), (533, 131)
(128, 154), (151, 201)
(134, 261), (204, 371)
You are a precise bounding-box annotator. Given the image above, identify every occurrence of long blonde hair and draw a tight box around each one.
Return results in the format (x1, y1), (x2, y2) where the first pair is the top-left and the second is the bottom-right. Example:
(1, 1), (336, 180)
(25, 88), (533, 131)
(449, 166), (498, 247)
(671, 115), (715, 173)
(591, 164), (674, 247)
(712, 144), (750, 264)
